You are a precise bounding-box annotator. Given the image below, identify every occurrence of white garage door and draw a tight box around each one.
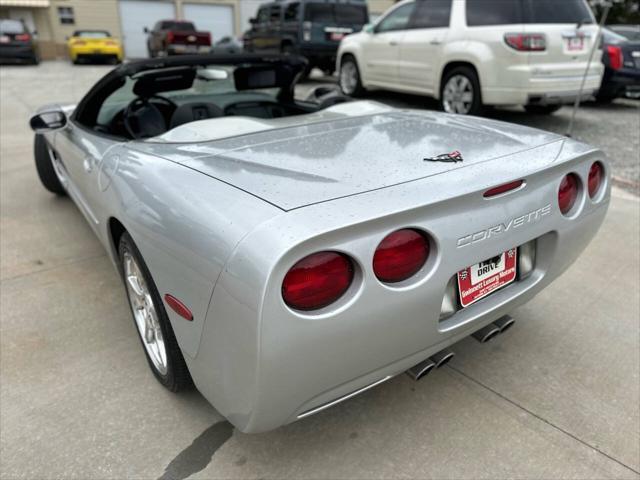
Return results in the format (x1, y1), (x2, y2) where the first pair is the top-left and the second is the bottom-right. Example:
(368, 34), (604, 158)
(182, 3), (234, 44)
(119, 0), (175, 59)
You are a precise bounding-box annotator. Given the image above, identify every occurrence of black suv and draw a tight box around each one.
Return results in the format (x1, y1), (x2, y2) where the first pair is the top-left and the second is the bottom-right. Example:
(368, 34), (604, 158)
(243, 0), (369, 75)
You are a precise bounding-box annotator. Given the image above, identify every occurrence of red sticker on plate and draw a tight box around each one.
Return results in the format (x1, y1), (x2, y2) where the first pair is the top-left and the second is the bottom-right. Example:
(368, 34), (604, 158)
(458, 248), (517, 308)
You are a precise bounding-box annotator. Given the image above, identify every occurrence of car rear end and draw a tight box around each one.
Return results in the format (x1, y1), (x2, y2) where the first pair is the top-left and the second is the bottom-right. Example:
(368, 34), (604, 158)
(68, 33), (122, 64)
(170, 110), (610, 433)
(300, 0), (368, 71)
(468, 0), (604, 107)
(0, 19), (37, 64)
(165, 21), (211, 55)
(599, 30), (640, 100)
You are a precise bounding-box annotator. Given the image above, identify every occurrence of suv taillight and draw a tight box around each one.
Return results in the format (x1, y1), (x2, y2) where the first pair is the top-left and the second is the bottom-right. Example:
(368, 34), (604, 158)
(282, 252), (354, 311)
(15, 33), (30, 41)
(504, 33), (546, 52)
(167, 31), (174, 43)
(303, 21), (312, 42)
(607, 45), (623, 70)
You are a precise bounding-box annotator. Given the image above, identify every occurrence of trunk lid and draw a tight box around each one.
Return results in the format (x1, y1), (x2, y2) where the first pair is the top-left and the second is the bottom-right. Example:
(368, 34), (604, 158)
(137, 106), (564, 211)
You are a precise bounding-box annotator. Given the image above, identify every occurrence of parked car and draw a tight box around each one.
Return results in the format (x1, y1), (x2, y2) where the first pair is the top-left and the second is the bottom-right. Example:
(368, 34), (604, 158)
(67, 30), (123, 64)
(597, 27), (640, 101)
(0, 19), (38, 64)
(244, 0), (369, 75)
(29, 53), (610, 433)
(338, 0), (604, 115)
(211, 36), (243, 54)
(609, 24), (640, 42)
(144, 20), (211, 57)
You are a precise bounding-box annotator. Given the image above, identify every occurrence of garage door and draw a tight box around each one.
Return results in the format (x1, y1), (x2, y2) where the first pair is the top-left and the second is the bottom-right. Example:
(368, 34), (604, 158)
(182, 3), (234, 44)
(119, 0), (175, 59)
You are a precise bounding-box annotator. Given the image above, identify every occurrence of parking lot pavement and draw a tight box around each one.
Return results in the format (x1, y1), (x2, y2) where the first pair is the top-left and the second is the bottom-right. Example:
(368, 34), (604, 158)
(1, 61), (639, 479)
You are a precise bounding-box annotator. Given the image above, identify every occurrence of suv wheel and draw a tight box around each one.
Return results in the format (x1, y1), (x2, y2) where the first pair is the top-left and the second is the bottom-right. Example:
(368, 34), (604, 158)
(440, 66), (482, 115)
(339, 56), (365, 97)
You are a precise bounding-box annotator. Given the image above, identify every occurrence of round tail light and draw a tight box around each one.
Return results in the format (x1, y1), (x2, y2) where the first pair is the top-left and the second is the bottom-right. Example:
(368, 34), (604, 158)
(373, 229), (429, 283)
(282, 252), (354, 311)
(588, 162), (604, 198)
(558, 173), (579, 215)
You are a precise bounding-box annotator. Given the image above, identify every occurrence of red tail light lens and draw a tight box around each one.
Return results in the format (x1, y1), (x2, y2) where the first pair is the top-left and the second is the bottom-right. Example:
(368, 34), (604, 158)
(588, 162), (604, 198)
(167, 31), (174, 43)
(15, 33), (30, 41)
(73, 40), (87, 46)
(505, 33), (546, 52)
(607, 45), (623, 71)
(373, 229), (429, 283)
(282, 252), (354, 311)
(558, 174), (579, 215)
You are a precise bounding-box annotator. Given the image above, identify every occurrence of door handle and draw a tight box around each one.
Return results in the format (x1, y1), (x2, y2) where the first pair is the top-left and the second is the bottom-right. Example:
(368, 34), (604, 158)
(389, 40), (398, 46)
(430, 39), (442, 45)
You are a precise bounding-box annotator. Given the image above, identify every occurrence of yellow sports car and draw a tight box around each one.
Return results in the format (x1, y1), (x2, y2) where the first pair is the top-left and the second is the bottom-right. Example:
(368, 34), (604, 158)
(68, 30), (123, 64)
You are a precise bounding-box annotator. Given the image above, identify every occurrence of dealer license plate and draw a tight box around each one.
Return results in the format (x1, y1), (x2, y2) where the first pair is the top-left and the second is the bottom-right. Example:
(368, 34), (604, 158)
(330, 32), (345, 41)
(457, 248), (517, 308)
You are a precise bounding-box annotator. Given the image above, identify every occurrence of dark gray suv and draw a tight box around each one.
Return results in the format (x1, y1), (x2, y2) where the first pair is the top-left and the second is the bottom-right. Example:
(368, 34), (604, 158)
(244, 0), (369, 75)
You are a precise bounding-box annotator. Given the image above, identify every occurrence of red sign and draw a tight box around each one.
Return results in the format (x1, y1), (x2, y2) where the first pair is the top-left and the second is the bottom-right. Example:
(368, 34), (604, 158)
(458, 248), (517, 308)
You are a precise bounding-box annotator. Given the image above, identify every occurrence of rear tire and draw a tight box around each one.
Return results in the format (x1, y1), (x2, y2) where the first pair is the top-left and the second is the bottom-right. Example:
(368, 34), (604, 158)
(339, 55), (365, 97)
(34, 134), (66, 195)
(524, 105), (562, 115)
(119, 232), (192, 392)
(440, 66), (483, 116)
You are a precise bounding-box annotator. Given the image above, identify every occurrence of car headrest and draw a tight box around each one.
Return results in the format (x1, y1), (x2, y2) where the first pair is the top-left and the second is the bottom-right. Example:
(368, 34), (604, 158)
(133, 67), (196, 98)
(170, 102), (224, 129)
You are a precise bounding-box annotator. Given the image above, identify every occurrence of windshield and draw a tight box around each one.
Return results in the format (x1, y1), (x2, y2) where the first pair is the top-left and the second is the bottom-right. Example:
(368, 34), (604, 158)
(0, 19), (25, 34)
(73, 30), (111, 38)
(304, 3), (368, 24)
(96, 65), (279, 126)
(162, 21), (196, 31)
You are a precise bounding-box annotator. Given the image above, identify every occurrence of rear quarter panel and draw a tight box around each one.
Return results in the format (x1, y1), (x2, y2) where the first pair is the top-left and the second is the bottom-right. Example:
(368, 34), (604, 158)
(91, 146), (282, 359)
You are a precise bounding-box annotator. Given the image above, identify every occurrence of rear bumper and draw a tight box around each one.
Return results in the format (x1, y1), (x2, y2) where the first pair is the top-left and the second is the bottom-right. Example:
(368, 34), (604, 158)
(599, 68), (640, 97)
(0, 45), (36, 62)
(482, 66), (604, 106)
(188, 141), (610, 433)
(167, 44), (211, 55)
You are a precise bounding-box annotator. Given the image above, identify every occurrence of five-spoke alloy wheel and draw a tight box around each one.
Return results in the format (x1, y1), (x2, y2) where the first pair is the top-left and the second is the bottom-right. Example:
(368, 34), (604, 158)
(119, 232), (192, 391)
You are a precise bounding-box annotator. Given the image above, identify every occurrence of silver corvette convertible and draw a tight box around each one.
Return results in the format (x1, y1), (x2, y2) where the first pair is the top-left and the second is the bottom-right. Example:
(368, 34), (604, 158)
(30, 55), (609, 433)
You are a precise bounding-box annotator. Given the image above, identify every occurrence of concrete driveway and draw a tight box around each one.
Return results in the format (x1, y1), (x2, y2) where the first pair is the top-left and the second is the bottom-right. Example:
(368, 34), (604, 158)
(1, 62), (639, 479)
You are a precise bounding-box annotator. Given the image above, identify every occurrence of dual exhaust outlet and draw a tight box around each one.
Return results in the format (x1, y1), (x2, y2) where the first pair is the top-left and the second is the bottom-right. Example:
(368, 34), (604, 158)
(406, 315), (514, 382)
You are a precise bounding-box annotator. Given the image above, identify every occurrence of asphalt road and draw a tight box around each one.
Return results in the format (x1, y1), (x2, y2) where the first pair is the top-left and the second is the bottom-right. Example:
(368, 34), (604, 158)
(1, 61), (639, 479)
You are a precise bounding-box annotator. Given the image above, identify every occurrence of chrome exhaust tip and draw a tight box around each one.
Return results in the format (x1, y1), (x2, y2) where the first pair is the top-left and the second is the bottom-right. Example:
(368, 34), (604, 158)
(430, 349), (455, 368)
(472, 324), (501, 343)
(493, 315), (515, 333)
(406, 358), (436, 381)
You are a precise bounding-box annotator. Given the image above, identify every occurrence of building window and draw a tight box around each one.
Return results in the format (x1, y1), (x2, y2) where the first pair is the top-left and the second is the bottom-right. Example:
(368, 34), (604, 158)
(57, 7), (75, 25)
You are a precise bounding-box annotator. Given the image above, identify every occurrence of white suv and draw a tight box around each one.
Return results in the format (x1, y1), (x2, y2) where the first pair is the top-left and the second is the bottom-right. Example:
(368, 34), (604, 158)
(337, 0), (604, 115)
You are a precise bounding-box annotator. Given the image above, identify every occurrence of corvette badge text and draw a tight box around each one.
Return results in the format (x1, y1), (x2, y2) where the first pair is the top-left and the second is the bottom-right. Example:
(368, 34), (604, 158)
(457, 204), (551, 248)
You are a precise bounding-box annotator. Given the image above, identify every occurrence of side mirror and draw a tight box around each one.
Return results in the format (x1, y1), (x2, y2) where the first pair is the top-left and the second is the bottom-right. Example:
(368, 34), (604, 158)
(249, 17), (257, 25)
(363, 24), (374, 34)
(30, 109), (67, 133)
(143, 27), (149, 33)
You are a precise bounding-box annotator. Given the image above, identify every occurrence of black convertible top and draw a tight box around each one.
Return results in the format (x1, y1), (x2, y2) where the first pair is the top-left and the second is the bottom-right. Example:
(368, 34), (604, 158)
(72, 53), (308, 128)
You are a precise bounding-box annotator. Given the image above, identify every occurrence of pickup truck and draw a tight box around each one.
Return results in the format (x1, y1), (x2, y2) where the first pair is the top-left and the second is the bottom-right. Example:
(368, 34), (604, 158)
(145, 20), (211, 57)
